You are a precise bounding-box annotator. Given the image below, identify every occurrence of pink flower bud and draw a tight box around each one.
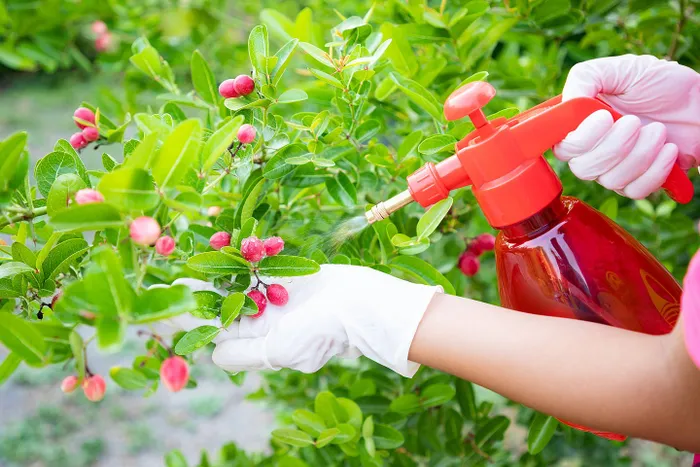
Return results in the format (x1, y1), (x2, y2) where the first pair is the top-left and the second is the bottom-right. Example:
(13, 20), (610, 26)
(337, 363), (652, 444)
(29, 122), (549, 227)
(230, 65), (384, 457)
(237, 124), (256, 144)
(69, 132), (88, 150)
(130, 216), (161, 246)
(155, 236), (176, 256)
(74, 188), (104, 205)
(207, 206), (222, 217)
(91, 20), (108, 35)
(247, 289), (267, 318)
(209, 232), (232, 250)
(233, 75), (255, 96)
(73, 107), (96, 129)
(160, 356), (190, 392)
(51, 290), (63, 308)
(241, 236), (264, 262)
(458, 252), (480, 277)
(61, 375), (80, 394)
(83, 375), (106, 402)
(82, 127), (99, 142)
(95, 32), (113, 52)
(263, 237), (284, 256)
(218, 79), (240, 99)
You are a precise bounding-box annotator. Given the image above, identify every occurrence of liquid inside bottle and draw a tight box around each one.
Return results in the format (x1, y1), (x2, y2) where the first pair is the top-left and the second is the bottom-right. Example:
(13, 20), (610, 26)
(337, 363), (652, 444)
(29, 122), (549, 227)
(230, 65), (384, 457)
(495, 195), (682, 440)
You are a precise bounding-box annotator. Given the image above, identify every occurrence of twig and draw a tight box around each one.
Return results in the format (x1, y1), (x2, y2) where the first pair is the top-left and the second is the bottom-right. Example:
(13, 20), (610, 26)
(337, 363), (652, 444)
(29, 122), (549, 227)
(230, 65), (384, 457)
(0, 206), (47, 230)
(667, 0), (688, 60)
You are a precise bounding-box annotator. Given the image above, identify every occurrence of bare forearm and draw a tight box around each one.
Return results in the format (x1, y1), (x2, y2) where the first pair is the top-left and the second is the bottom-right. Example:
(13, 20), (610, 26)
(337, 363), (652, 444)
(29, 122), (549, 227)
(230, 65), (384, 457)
(409, 293), (700, 451)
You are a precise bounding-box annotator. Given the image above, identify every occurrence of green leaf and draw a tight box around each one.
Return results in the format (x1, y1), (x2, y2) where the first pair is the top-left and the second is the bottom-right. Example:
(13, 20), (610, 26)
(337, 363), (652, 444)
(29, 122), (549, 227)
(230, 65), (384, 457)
(69, 330), (85, 381)
(46, 174), (86, 216)
(373, 424), (404, 449)
(309, 68), (344, 89)
(463, 18), (518, 69)
(0, 262), (34, 280)
(599, 197), (618, 220)
(130, 45), (162, 79)
(0, 312), (46, 366)
(418, 135), (457, 155)
(123, 133), (161, 170)
(132, 286), (196, 324)
(34, 151), (89, 197)
(390, 256), (455, 295)
(192, 291), (223, 319)
(292, 409), (326, 437)
(0, 132), (27, 191)
(389, 394), (421, 414)
(333, 424), (357, 444)
(364, 436), (376, 458)
(315, 391), (348, 427)
(240, 179), (265, 227)
(164, 450), (188, 467)
(97, 168), (159, 212)
(40, 238), (89, 280)
(475, 415), (510, 447)
(397, 130), (423, 160)
(187, 252), (250, 275)
(174, 325), (221, 355)
(248, 25), (270, 76)
(258, 256), (320, 277)
(421, 383), (456, 408)
(355, 120), (381, 142)
(271, 429), (314, 448)
(417, 197), (453, 240)
(349, 379), (376, 399)
(635, 199), (655, 217)
(315, 428), (339, 448)
(528, 413), (558, 454)
(240, 294), (260, 316)
(456, 71), (489, 88)
(389, 73), (443, 122)
(362, 415), (374, 438)
(202, 116), (244, 172)
(191, 50), (218, 105)
(299, 42), (333, 67)
(0, 353), (21, 385)
(153, 119), (202, 189)
(263, 144), (308, 180)
(221, 293), (245, 328)
(12, 242), (36, 268)
(277, 89), (308, 104)
(50, 204), (123, 232)
(110, 366), (150, 389)
(271, 39), (299, 86)
(456, 379), (478, 421)
(337, 398), (363, 429)
(379, 24), (418, 76)
(326, 173), (357, 207)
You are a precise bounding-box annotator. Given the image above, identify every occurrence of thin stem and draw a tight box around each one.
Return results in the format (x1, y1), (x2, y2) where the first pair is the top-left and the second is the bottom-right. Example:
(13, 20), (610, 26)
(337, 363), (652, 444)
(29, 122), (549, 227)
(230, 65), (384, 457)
(667, 0), (688, 60)
(0, 206), (48, 230)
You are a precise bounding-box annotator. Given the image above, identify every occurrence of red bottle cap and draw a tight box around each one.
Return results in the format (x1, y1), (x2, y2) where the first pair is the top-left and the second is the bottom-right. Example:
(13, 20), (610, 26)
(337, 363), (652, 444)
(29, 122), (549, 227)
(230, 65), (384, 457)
(407, 82), (693, 228)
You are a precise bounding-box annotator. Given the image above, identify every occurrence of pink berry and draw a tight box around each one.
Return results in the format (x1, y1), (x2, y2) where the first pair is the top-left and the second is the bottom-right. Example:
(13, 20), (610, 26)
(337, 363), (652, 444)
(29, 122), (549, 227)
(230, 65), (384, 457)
(95, 32), (113, 52)
(82, 127), (99, 142)
(74, 188), (104, 205)
(237, 124), (256, 144)
(160, 356), (189, 392)
(61, 375), (80, 394)
(91, 20), (108, 35)
(266, 284), (289, 306)
(263, 237), (284, 256)
(458, 252), (480, 277)
(209, 232), (232, 250)
(241, 236), (264, 262)
(207, 206), (222, 217)
(51, 290), (63, 308)
(129, 216), (161, 246)
(473, 234), (496, 254)
(73, 107), (96, 129)
(155, 236), (176, 256)
(218, 79), (240, 99)
(69, 132), (88, 150)
(233, 75), (255, 96)
(83, 375), (106, 402)
(247, 290), (267, 318)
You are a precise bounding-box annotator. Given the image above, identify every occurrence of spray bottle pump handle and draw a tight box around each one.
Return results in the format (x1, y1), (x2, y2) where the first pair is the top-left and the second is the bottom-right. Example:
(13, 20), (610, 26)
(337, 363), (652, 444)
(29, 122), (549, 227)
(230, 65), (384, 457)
(443, 82), (694, 204)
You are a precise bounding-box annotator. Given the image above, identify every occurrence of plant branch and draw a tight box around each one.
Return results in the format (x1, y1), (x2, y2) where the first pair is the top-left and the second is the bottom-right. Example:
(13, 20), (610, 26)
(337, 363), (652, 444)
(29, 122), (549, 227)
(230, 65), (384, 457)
(0, 206), (48, 230)
(667, 0), (688, 60)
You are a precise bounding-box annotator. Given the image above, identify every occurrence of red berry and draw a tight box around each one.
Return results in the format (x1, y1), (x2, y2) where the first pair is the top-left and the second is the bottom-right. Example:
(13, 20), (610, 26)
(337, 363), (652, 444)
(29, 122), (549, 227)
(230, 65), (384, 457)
(236, 124), (256, 144)
(73, 107), (96, 129)
(209, 232), (232, 250)
(247, 290), (267, 318)
(61, 375), (80, 394)
(155, 236), (176, 256)
(74, 188), (104, 205)
(474, 234), (496, 254)
(233, 75), (255, 96)
(95, 32), (113, 52)
(458, 252), (480, 277)
(130, 216), (161, 246)
(266, 284), (289, 306)
(82, 127), (99, 142)
(218, 79), (240, 99)
(69, 132), (88, 150)
(263, 237), (284, 256)
(241, 236), (264, 262)
(160, 356), (189, 392)
(83, 375), (106, 402)
(91, 20), (108, 35)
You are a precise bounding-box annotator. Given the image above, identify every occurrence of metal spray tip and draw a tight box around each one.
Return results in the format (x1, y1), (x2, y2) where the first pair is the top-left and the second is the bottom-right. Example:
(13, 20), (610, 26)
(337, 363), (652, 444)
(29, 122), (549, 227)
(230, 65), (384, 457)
(365, 190), (414, 224)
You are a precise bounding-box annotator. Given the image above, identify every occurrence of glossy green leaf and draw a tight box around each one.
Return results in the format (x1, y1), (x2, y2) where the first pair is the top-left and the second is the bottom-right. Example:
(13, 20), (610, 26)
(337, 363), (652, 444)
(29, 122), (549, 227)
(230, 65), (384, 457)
(362, 415), (374, 438)
(456, 379), (478, 421)
(416, 197), (453, 240)
(46, 174), (86, 216)
(187, 252), (250, 275)
(599, 197), (618, 220)
(97, 168), (159, 211)
(0, 262), (35, 280)
(271, 429), (314, 448)
(258, 256), (320, 277)
(202, 116), (244, 172)
(277, 89), (308, 104)
(123, 133), (160, 170)
(34, 151), (89, 197)
(292, 409), (326, 437)
(110, 366), (150, 389)
(221, 293), (245, 328)
(0, 353), (21, 385)
(475, 415), (510, 447)
(50, 204), (123, 232)
(191, 50), (218, 105)
(390, 256), (455, 295)
(528, 413), (559, 454)
(421, 383), (456, 408)
(418, 134), (457, 155)
(69, 330), (85, 381)
(132, 286), (196, 324)
(315, 428), (339, 448)
(389, 72), (443, 121)
(271, 39), (299, 85)
(299, 42), (333, 67)
(373, 424), (404, 449)
(263, 144), (308, 180)
(326, 173), (357, 207)
(153, 119), (202, 189)
(389, 394), (422, 414)
(315, 391), (348, 427)
(40, 238), (89, 280)
(248, 25), (269, 76)
(0, 312), (46, 366)
(174, 325), (221, 355)
(309, 68), (344, 89)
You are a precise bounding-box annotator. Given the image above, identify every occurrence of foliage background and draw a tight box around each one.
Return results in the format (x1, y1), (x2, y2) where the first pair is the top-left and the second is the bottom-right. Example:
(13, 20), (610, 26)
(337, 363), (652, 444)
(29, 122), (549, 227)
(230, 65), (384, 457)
(0, 0), (699, 466)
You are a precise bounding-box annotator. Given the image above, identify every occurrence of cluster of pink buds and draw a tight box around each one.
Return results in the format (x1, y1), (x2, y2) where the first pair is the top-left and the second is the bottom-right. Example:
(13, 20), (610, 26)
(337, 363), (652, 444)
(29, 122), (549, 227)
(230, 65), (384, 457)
(128, 216), (175, 256)
(62, 374), (106, 402)
(69, 107), (101, 150)
(218, 75), (255, 99)
(458, 234), (496, 277)
(92, 21), (113, 53)
(239, 236), (288, 318)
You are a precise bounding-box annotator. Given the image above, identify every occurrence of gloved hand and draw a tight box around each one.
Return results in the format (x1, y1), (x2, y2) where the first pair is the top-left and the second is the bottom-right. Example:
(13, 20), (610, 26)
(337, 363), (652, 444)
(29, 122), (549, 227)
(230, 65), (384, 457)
(553, 54), (700, 199)
(154, 265), (442, 377)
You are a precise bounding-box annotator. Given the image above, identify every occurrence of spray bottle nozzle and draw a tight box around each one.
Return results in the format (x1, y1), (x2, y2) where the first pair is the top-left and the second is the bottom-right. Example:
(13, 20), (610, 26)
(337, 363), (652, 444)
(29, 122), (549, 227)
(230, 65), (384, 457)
(365, 190), (414, 224)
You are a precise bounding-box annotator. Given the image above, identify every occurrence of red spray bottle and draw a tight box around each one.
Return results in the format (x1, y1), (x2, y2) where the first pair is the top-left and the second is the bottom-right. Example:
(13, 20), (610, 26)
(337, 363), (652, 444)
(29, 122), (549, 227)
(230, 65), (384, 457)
(365, 82), (694, 440)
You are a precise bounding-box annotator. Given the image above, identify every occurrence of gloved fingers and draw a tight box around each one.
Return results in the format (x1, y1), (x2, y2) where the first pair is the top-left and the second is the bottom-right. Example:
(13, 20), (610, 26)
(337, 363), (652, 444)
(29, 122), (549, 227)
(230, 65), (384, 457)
(621, 143), (678, 199)
(597, 122), (666, 190)
(568, 115), (642, 180)
(553, 110), (614, 162)
(562, 55), (657, 100)
(212, 336), (276, 372)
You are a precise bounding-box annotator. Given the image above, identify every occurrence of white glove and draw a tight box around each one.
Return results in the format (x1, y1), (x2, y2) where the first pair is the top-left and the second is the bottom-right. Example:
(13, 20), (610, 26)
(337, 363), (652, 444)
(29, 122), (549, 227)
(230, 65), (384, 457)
(155, 265), (442, 377)
(553, 54), (700, 199)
